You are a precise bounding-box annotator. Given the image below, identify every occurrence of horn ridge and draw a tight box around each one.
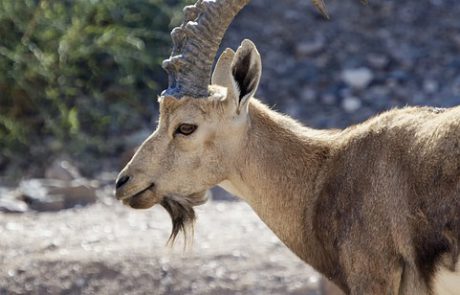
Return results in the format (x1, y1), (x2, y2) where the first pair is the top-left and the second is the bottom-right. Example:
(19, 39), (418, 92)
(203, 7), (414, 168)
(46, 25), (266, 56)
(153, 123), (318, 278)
(162, 0), (251, 98)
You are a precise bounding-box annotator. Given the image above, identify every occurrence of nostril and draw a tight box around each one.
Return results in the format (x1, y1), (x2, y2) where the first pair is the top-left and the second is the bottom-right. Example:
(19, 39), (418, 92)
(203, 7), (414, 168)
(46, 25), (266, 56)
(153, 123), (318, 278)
(116, 175), (130, 189)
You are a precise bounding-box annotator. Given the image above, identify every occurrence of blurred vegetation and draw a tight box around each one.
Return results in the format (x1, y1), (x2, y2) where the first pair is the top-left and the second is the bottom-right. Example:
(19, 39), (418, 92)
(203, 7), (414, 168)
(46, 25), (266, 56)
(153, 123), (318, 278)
(0, 0), (191, 175)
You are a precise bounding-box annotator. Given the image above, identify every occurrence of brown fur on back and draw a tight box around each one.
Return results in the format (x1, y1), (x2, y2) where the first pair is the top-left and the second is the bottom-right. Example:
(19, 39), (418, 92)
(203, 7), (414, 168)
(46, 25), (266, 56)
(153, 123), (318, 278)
(310, 106), (460, 293)
(235, 102), (460, 294)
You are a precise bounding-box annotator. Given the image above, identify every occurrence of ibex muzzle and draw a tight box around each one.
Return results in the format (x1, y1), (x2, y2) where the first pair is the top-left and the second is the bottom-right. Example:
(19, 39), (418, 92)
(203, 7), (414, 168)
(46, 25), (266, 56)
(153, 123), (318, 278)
(116, 0), (460, 294)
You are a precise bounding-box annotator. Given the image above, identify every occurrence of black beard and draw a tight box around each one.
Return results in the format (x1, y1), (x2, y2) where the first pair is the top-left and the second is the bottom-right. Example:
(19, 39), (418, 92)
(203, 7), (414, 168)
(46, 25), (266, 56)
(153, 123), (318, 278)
(160, 197), (197, 245)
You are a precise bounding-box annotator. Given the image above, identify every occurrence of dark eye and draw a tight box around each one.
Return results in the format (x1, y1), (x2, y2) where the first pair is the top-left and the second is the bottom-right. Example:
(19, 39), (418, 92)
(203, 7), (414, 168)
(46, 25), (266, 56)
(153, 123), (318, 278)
(175, 124), (197, 136)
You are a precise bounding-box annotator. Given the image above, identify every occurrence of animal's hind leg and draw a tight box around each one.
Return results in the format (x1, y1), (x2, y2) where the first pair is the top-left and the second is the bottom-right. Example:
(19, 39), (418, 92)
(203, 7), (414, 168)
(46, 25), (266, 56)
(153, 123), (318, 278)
(341, 247), (404, 295)
(344, 265), (401, 294)
(396, 262), (431, 295)
(346, 271), (407, 295)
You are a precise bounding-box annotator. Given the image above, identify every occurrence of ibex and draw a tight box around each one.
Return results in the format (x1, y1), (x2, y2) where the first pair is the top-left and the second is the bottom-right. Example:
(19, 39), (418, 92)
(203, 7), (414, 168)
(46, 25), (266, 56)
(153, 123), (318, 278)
(115, 0), (460, 294)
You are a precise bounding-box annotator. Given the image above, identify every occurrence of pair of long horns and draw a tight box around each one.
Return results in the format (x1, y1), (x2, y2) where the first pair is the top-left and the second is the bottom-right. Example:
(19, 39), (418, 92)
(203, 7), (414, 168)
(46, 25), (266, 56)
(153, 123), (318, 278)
(162, 0), (367, 99)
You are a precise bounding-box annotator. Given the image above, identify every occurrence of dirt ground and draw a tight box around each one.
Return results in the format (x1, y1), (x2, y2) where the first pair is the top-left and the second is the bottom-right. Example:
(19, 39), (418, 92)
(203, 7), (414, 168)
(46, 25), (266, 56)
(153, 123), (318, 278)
(0, 199), (343, 295)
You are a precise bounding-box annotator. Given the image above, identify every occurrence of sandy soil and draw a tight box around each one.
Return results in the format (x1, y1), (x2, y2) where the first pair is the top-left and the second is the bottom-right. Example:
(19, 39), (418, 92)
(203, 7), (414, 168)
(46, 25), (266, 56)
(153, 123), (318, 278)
(0, 200), (343, 295)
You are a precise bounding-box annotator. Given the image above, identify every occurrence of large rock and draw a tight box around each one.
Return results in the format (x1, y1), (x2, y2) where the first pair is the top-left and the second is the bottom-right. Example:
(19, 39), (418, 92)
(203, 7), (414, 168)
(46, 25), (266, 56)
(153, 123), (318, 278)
(19, 179), (97, 212)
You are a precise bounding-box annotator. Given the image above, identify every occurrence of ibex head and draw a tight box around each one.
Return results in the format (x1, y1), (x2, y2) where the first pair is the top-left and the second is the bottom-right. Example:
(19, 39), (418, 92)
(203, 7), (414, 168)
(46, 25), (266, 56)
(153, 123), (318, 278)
(116, 42), (261, 240)
(115, 0), (328, 241)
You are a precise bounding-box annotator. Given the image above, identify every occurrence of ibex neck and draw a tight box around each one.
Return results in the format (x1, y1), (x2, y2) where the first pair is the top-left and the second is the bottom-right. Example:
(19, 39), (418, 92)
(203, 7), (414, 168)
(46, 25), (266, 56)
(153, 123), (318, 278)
(220, 99), (336, 270)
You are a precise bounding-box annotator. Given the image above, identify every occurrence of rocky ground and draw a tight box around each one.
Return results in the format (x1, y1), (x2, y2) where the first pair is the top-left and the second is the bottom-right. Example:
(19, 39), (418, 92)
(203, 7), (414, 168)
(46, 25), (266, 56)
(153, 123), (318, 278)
(0, 199), (343, 295)
(0, 161), (344, 294)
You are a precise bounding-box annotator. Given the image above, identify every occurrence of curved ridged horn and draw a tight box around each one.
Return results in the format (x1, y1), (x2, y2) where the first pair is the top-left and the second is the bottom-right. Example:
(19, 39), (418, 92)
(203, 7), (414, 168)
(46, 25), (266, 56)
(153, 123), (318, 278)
(162, 0), (251, 98)
(161, 0), (342, 98)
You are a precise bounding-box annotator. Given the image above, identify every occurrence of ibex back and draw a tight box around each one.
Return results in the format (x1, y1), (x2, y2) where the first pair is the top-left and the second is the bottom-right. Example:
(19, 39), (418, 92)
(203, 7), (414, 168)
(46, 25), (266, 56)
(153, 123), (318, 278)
(115, 1), (460, 294)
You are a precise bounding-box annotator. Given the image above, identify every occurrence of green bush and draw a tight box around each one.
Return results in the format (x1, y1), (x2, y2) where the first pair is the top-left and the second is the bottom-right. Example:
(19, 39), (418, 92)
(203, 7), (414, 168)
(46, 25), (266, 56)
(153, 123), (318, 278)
(0, 0), (191, 173)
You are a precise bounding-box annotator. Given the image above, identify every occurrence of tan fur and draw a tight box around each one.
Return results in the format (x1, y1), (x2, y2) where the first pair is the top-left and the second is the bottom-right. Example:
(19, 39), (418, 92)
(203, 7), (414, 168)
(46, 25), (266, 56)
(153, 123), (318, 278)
(116, 41), (460, 295)
(434, 262), (460, 295)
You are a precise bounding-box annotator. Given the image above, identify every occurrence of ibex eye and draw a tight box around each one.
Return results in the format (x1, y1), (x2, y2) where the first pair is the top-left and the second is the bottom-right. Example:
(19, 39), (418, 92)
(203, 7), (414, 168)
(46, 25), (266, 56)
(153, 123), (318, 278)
(175, 124), (197, 136)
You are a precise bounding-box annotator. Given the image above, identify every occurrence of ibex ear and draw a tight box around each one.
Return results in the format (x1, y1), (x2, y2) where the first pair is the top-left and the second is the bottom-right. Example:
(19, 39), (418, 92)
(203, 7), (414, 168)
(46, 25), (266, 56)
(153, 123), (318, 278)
(212, 48), (235, 87)
(231, 39), (262, 114)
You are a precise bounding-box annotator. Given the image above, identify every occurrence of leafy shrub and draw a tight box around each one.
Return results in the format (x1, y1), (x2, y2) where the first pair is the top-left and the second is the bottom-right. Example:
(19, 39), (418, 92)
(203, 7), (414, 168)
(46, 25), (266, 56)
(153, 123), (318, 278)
(0, 0), (191, 173)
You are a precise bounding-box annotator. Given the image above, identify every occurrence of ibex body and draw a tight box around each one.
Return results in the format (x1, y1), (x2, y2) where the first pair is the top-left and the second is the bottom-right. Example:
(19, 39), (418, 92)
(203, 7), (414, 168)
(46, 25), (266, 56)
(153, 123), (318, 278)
(115, 1), (460, 294)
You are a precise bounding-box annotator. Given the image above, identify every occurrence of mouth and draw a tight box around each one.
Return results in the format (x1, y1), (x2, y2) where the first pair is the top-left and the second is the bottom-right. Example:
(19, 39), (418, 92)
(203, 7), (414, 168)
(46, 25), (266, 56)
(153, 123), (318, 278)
(121, 184), (159, 209)
(120, 184), (209, 212)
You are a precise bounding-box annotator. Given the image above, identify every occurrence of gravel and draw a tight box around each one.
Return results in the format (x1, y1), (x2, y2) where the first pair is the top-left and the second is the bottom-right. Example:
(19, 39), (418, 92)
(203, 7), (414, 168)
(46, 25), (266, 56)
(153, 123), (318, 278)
(0, 201), (341, 295)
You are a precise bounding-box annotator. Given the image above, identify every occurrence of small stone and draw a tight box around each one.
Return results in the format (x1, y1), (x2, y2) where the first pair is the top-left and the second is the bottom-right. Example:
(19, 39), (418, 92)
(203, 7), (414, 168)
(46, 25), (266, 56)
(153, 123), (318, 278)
(75, 278), (86, 287)
(296, 37), (325, 57)
(321, 94), (336, 105)
(342, 68), (374, 89)
(365, 86), (390, 102)
(0, 189), (27, 213)
(390, 70), (409, 82)
(0, 197), (28, 213)
(423, 80), (438, 94)
(453, 34), (460, 49)
(367, 54), (389, 69)
(301, 88), (316, 103)
(342, 97), (362, 113)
